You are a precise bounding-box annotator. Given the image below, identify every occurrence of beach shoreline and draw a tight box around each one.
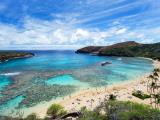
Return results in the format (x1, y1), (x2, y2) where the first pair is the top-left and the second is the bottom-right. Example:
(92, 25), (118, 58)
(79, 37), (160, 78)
(21, 60), (160, 118)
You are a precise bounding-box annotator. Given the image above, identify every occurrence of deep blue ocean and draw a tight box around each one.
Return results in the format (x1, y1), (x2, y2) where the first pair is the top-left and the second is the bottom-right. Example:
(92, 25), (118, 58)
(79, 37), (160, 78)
(0, 50), (154, 116)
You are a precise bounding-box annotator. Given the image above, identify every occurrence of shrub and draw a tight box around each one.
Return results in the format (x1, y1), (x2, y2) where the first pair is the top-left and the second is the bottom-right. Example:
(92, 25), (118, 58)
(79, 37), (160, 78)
(104, 101), (160, 120)
(132, 90), (151, 100)
(119, 111), (145, 120)
(43, 117), (50, 120)
(78, 107), (106, 120)
(47, 104), (67, 119)
(109, 94), (116, 101)
(24, 113), (39, 120)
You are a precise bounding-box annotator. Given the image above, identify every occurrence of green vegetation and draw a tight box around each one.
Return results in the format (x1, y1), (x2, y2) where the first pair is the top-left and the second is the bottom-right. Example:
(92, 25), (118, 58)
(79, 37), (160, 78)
(1, 101), (160, 120)
(105, 101), (160, 120)
(76, 41), (160, 60)
(24, 113), (40, 120)
(77, 101), (160, 120)
(147, 68), (160, 108)
(132, 90), (151, 100)
(46, 104), (67, 119)
(0, 51), (34, 62)
(108, 94), (117, 101)
(78, 107), (106, 120)
(76, 46), (103, 54)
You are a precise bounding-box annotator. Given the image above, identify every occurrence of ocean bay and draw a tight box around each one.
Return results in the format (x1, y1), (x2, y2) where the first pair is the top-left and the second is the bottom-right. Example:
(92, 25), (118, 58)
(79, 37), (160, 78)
(0, 50), (154, 116)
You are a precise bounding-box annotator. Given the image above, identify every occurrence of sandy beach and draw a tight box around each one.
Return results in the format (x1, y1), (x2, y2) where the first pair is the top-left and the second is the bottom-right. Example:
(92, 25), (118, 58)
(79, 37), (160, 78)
(23, 60), (160, 118)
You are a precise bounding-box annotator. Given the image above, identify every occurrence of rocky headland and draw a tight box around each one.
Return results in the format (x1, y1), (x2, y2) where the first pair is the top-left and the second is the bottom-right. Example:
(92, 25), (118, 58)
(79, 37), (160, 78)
(0, 51), (34, 63)
(76, 41), (160, 60)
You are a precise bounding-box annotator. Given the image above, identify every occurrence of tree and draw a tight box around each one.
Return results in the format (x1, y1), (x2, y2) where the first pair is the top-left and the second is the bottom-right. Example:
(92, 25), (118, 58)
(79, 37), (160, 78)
(47, 104), (67, 119)
(147, 68), (160, 108)
(147, 75), (154, 92)
(109, 94), (116, 101)
(24, 113), (39, 120)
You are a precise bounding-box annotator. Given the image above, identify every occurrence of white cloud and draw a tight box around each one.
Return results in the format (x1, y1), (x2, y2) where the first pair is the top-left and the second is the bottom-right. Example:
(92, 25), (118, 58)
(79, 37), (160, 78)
(0, 16), (159, 50)
(115, 28), (127, 34)
(0, 17), (110, 47)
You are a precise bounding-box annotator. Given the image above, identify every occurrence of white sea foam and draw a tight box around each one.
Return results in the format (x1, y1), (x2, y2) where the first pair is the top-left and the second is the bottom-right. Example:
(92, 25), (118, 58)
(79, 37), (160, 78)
(117, 57), (122, 60)
(0, 72), (21, 76)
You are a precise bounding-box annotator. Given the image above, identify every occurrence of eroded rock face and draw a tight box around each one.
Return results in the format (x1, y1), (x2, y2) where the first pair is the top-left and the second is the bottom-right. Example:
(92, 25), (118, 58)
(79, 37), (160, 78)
(76, 41), (160, 59)
(0, 51), (34, 63)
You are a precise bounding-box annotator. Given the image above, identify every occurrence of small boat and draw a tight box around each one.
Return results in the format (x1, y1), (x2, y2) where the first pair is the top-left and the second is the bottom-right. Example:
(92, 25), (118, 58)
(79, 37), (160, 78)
(101, 61), (111, 66)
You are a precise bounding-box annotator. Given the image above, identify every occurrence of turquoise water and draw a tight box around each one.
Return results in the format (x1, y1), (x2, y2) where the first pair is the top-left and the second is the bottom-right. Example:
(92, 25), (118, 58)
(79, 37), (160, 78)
(0, 51), (154, 116)
(46, 74), (88, 87)
(0, 76), (10, 91)
(0, 95), (24, 115)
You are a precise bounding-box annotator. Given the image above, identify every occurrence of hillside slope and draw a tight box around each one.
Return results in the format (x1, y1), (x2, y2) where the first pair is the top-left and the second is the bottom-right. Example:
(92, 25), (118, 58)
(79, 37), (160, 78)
(76, 41), (160, 59)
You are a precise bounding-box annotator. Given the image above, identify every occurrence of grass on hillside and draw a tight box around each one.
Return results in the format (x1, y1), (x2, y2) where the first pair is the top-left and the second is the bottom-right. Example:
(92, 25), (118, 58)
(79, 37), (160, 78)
(1, 101), (160, 120)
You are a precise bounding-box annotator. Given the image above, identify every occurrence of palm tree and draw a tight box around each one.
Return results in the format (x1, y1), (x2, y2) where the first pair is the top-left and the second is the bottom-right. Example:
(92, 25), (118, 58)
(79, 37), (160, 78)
(150, 68), (160, 108)
(152, 93), (160, 108)
(153, 71), (159, 78)
(143, 67), (160, 108)
(153, 68), (160, 73)
(147, 70), (159, 107)
(157, 94), (160, 108)
(147, 75), (154, 92)
(90, 99), (94, 108)
(147, 74), (155, 98)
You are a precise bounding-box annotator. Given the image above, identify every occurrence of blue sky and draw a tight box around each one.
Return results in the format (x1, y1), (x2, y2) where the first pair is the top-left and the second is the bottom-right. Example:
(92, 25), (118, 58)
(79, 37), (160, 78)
(0, 0), (160, 49)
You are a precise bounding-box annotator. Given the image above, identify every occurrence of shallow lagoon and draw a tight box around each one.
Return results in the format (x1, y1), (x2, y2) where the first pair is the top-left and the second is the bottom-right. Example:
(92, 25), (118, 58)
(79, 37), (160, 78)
(0, 51), (154, 116)
(46, 74), (88, 87)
